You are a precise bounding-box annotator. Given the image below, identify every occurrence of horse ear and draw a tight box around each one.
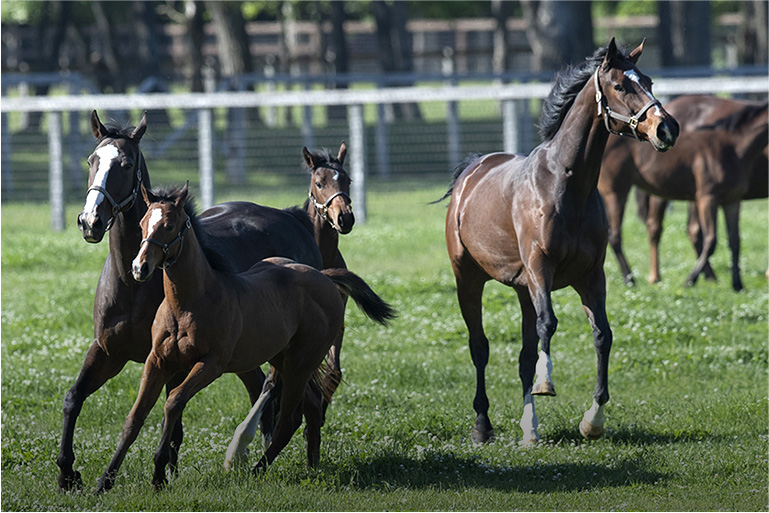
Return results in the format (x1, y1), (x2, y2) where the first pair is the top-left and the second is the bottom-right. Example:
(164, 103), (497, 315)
(131, 111), (148, 142)
(602, 37), (618, 70)
(628, 38), (645, 65)
(141, 182), (155, 206)
(176, 181), (190, 208)
(337, 141), (347, 165)
(303, 147), (317, 170)
(91, 110), (107, 139)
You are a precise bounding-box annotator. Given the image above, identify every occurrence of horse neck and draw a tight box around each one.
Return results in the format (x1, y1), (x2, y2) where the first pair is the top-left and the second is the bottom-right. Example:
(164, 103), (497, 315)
(107, 153), (152, 283)
(307, 202), (339, 268)
(735, 122), (769, 161)
(545, 78), (610, 206)
(162, 226), (217, 310)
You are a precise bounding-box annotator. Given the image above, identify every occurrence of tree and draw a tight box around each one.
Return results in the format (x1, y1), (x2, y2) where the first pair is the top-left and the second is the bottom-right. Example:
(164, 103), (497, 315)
(658, 1), (711, 67)
(326, 0), (349, 122)
(738, 0), (768, 65)
(521, 0), (595, 72)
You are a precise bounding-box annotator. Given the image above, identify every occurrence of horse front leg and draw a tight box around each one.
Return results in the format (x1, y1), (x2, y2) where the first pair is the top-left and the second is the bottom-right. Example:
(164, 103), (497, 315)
(455, 273), (494, 443)
(602, 188), (636, 286)
(96, 353), (171, 493)
(646, 196), (668, 284)
(516, 289), (543, 446)
(722, 202), (743, 291)
(57, 341), (129, 491)
(576, 266), (613, 440)
(687, 202), (717, 281)
(686, 195), (719, 288)
(236, 368), (272, 449)
(152, 356), (223, 491)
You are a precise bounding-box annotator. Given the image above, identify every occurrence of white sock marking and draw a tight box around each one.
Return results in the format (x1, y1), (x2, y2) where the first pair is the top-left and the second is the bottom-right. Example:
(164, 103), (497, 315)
(224, 388), (272, 470)
(519, 391), (540, 445)
(534, 351), (553, 387)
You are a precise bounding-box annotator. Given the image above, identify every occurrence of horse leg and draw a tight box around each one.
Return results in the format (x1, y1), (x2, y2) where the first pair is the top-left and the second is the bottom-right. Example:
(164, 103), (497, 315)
(722, 202), (743, 291)
(687, 202), (717, 281)
(151, 356), (223, 490)
(455, 271), (494, 443)
(253, 371), (314, 474)
(303, 381), (324, 468)
(321, 316), (345, 423)
(646, 196), (668, 284)
(162, 371), (185, 477)
(686, 196), (719, 288)
(96, 353), (173, 493)
(236, 368), (273, 449)
(57, 341), (128, 491)
(575, 266), (613, 440)
(225, 367), (278, 471)
(602, 186), (636, 286)
(516, 289), (542, 446)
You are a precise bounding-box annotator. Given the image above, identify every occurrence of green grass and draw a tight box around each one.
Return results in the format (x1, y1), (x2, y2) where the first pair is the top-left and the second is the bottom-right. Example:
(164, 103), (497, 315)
(2, 185), (768, 511)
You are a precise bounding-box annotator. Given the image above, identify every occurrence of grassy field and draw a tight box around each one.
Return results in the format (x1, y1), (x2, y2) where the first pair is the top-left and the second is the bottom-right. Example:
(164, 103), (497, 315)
(2, 184), (767, 511)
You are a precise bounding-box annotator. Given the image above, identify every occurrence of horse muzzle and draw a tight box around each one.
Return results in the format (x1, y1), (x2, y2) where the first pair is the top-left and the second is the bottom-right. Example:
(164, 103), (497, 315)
(335, 211), (355, 235)
(131, 259), (153, 283)
(649, 115), (679, 152)
(77, 211), (105, 243)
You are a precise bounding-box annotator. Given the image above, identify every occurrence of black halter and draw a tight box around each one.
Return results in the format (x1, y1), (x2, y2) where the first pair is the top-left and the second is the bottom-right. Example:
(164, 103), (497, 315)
(141, 216), (191, 269)
(86, 151), (144, 231)
(593, 68), (661, 140)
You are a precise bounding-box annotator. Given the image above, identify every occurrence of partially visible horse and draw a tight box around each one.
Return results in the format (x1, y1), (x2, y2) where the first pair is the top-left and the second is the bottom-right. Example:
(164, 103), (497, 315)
(437, 39), (678, 445)
(59, 110), (323, 490)
(599, 96), (768, 290)
(96, 183), (394, 492)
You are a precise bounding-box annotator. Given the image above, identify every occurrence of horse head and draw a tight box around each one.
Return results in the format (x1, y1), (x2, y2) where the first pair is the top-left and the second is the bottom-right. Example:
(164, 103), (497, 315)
(77, 110), (147, 243)
(132, 182), (191, 282)
(594, 38), (679, 152)
(304, 142), (355, 234)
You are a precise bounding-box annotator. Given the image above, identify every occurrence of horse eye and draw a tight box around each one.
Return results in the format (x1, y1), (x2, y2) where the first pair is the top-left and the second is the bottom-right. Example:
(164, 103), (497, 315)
(614, 84), (624, 93)
(316, 182), (323, 190)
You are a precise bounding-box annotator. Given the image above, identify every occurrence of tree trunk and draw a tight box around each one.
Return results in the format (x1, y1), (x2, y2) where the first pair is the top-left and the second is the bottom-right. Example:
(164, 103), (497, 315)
(327, 0), (349, 122)
(133, 1), (170, 127)
(521, 0), (595, 72)
(28, 1), (70, 130)
(658, 0), (712, 67)
(90, 1), (124, 93)
(492, 0), (511, 75)
(739, 0), (768, 65)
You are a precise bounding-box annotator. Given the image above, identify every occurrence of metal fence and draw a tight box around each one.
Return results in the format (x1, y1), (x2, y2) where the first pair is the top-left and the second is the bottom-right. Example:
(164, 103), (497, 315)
(2, 73), (767, 230)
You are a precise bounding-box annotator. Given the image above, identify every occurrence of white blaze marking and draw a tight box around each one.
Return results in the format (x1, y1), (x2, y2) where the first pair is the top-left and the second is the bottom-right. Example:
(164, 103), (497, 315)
(624, 70), (658, 104)
(147, 208), (164, 237)
(83, 144), (119, 212)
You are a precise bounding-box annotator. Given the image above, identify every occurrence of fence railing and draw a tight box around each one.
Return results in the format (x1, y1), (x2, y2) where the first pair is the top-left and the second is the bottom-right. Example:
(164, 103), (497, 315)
(2, 74), (767, 230)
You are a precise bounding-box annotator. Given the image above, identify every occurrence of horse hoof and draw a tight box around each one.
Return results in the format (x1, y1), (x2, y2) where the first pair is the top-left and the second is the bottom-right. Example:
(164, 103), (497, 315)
(471, 426), (495, 444)
(58, 470), (83, 492)
(519, 434), (540, 447)
(531, 382), (556, 396)
(579, 418), (604, 440)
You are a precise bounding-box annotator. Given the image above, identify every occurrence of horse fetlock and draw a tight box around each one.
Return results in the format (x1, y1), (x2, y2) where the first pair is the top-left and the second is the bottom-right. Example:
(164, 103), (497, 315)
(57, 469), (83, 492)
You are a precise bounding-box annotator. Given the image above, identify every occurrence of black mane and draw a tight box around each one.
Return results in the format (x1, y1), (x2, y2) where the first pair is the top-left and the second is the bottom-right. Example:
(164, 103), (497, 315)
(538, 43), (630, 141)
(146, 185), (233, 272)
(302, 148), (345, 173)
(431, 153), (483, 204)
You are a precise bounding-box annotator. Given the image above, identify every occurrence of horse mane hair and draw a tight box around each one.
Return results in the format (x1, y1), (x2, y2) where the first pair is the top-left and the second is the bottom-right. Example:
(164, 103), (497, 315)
(146, 184), (234, 272)
(431, 153), (483, 203)
(538, 43), (631, 141)
(301, 148), (344, 173)
(699, 101), (769, 133)
(101, 119), (137, 140)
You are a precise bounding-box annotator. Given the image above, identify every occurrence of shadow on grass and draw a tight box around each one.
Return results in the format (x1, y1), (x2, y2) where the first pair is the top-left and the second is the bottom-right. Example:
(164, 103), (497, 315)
(322, 449), (664, 493)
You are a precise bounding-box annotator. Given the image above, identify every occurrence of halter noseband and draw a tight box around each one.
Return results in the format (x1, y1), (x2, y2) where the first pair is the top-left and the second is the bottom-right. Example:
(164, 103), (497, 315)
(593, 68), (661, 140)
(86, 151), (144, 231)
(141, 216), (191, 270)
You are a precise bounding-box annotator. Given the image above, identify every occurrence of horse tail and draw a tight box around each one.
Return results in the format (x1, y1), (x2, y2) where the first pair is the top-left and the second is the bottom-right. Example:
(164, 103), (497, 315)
(430, 153), (484, 204)
(322, 269), (396, 326)
(635, 188), (650, 223)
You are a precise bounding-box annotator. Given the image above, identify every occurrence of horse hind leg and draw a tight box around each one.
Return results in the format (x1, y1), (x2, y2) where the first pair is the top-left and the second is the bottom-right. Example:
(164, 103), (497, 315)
(687, 202), (717, 281)
(455, 272), (495, 443)
(686, 196), (719, 288)
(723, 202), (743, 291)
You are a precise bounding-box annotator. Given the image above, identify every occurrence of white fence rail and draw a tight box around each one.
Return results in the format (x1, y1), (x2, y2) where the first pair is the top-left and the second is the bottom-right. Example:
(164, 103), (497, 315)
(2, 75), (767, 230)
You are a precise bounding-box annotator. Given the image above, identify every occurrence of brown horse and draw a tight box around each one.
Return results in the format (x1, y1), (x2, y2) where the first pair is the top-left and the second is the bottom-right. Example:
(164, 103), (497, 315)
(60, 110), (323, 491)
(96, 183), (394, 492)
(599, 96), (768, 290)
(438, 39), (678, 445)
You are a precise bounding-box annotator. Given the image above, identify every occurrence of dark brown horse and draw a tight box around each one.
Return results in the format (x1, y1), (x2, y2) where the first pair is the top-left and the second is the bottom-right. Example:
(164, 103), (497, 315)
(59, 110), (323, 490)
(599, 95), (768, 290)
(438, 39), (678, 445)
(95, 183), (393, 492)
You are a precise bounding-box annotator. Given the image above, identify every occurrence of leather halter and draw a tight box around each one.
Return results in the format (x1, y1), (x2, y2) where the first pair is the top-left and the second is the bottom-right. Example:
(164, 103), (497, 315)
(141, 216), (191, 269)
(593, 68), (661, 140)
(86, 151), (144, 231)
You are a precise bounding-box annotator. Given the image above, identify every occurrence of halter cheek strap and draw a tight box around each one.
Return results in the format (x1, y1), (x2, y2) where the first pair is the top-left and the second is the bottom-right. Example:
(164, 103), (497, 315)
(85, 152), (144, 231)
(593, 68), (661, 140)
(141, 216), (191, 269)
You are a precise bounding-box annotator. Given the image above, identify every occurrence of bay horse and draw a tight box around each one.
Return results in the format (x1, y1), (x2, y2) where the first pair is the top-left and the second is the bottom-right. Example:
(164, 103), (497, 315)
(60, 110), (323, 490)
(599, 96), (768, 290)
(438, 39), (678, 445)
(96, 183), (393, 492)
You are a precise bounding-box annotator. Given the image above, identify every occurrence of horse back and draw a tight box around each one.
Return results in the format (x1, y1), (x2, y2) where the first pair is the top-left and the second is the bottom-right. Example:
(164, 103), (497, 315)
(198, 201), (323, 272)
